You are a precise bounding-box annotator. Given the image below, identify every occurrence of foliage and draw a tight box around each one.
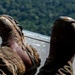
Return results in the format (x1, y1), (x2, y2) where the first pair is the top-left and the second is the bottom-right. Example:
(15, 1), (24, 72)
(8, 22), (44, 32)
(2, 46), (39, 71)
(0, 0), (75, 36)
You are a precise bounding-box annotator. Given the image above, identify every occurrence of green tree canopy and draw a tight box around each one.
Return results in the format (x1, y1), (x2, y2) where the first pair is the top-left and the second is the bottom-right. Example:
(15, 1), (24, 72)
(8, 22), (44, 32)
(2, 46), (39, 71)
(0, 0), (75, 36)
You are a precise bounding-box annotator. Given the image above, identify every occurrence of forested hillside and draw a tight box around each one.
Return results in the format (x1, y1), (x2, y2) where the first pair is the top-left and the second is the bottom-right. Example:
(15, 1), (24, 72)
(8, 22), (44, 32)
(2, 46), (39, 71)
(0, 0), (75, 36)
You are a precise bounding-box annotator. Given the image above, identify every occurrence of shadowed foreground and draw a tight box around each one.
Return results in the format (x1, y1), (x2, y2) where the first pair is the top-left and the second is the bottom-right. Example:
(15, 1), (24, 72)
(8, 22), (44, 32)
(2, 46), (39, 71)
(0, 14), (40, 75)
